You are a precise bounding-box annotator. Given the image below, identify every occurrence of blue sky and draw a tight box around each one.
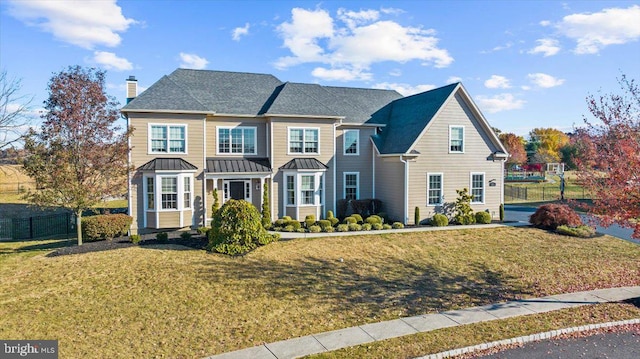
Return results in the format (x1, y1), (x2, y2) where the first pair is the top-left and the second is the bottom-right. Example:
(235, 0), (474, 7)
(1, 0), (639, 137)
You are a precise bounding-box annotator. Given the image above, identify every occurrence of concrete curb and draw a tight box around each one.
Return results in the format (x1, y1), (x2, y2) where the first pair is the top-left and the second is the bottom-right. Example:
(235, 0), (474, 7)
(414, 318), (640, 359)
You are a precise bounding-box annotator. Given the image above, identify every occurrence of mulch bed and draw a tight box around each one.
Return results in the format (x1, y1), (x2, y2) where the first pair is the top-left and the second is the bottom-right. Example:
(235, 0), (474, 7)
(47, 235), (208, 257)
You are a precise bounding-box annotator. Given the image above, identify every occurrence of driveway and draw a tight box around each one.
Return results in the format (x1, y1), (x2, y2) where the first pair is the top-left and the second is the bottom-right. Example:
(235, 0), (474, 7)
(504, 204), (638, 244)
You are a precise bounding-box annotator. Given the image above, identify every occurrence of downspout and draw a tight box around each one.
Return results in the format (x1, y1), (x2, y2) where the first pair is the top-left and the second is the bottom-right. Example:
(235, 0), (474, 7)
(269, 119), (275, 221)
(124, 113), (133, 234)
(371, 138), (376, 198)
(399, 155), (409, 225)
(333, 122), (338, 217)
(202, 116), (207, 227)
(500, 158), (505, 206)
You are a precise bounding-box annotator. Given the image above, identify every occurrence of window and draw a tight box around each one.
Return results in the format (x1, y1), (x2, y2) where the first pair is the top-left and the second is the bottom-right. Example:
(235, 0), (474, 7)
(286, 175), (295, 205)
(161, 177), (178, 209)
(289, 128), (319, 154)
(344, 172), (359, 200)
(183, 177), (191, 209)
(471, 173), (484, 203)
(427, 173), (443, 205)
(301, 175), (315, 205)
(146, 177), (154, 210)
(217, 127), (256, 154)
(449, 125), (464, 153)
(344, 130), (359, 155)
(150, 124), (186, 153)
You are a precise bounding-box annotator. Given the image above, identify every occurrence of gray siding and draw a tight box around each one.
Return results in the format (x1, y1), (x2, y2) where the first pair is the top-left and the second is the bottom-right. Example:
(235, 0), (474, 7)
(374, 156), (406, 222)
(336, 127), (375, 199)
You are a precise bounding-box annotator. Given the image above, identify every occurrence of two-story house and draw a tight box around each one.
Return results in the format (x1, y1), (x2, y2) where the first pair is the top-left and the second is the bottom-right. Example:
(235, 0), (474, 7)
(121, 69), (508, 234)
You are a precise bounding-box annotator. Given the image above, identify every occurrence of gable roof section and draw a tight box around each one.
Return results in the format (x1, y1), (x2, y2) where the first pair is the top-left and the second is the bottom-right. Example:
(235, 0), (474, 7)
(123, 75), (209, 112)
(206, 158), (271, 173)
(372, 83), (458, 154)
(262, 83), (342, 118)
(279, 158), (329, 170)
(139, 158), (198, 171)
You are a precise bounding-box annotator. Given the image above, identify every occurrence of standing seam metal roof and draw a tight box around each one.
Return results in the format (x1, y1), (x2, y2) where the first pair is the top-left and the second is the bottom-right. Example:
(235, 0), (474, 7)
(138, 158), (198, 171)
(206, 158), (271, 173)
(279, 158), (329, 170)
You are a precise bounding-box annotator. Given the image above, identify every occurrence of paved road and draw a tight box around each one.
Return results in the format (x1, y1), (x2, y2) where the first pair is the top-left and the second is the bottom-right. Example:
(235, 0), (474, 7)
(505, 204), (638, 244)
(480, 328), (640, 359)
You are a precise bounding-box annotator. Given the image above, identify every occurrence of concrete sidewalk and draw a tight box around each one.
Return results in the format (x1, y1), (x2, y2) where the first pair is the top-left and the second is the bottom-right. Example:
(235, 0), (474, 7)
(203, 286), (640, 359)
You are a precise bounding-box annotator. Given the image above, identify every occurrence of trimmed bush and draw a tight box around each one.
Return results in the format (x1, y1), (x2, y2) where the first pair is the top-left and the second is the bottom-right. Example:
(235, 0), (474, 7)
(327, 210), (335, 219)
(344, 216), (357, 224)
(348, 223), (362, 231)
(365, 215), (383, 225)
(475, 211), (492, 224)
(454, 188), (476, 225)
(309, 225), (321, 233)
(208, 199), (279, 255)
(272, 226), (283, 232)
(414, 207), (420, 226)
(351, 214), (363, 223)
(529, 203), (582, 230)
(197, 227), (209, 235)
(372, 223), (383, 230)
(283, 225), (294, 232)
(81, 214), (133, 241)
(392, 222), (404, 229)
(274, 218), (286, 227)
(324, 226), (335, 233)
(284, 220), (302, 230)
(283, 216), (292, 221)
(499, 203), (505, 222)
(317, 220), (332, 230)
(130, 234), (141, 244)
(180, 231), (192, 240)
(304, 215), (316, 228)
(262, 182), (271, 229)
(431, 214), (449, 227)
(328, 217), (339, 226)
(556, 225), (596, 238)
(336, 224), (349, 232)
(382, 224), (392, 230)
(296, 228), (306, 233)
(156, 232), (168, 242)
(362, 223), (372, 231)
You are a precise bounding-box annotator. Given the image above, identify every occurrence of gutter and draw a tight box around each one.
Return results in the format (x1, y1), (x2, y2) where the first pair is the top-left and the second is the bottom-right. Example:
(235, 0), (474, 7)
(399, 155), (409, 225)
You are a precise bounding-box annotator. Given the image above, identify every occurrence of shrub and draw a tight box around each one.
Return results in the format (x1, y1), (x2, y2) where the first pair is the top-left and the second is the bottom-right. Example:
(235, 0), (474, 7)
(262, 182), (271, 229)
(211, 188), (220, 219)
(499, 203), (505, 222)
(378, 212), (388, 223)
(197, 227), (209, 235)
(304, 215), (316, 228)
(283, 225), (294, 232)
(284, 220), (301, 230)
(414, 206), (420, 226)
(258, 232), (280, 244)
(324, 226), (335, 233)
(317, 220), (332, 230)
(431, 214), (449, 227)
(309, 225), (321, 233)
(283, 216), (292, 221)
(328, 217), (340, 226)
(130, 234), (141, 244)
(556, 224), (596, 238)
(454, 188), (475, 225)
(296, 228), (306, 233)
(208, 199), (278, 255)
(382, 224), (392, 230)
(274, 218), (286, 227)
(362, 223), (372, 231)
(272, 226), (283, 232)
(336, 199), (349, 218)
(529, 203), (582, 230)
(344, 216), (357, 224)
(365, 215), (383, 225)
(327, 210), (335, 219)
(392, 222), (404, 229)
(336, 224), (349, 232)
(351, 214), (363, 223)
(475, 211), (492, 224)
(156, 232), (168, 242)
(372, 223), (383, 230)
(180, 231), (192, 240)
(348, 223), (362, 231)
(81, 214), (133, 241)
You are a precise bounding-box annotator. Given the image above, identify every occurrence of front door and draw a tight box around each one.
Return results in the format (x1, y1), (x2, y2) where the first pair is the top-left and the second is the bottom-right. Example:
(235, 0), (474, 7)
(229, 181), (245, 200)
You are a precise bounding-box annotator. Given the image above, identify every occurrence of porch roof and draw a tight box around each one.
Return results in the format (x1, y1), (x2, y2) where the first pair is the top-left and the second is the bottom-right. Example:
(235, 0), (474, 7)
(206, 157), (271, 173)
(139, 158), (198, 171)
(279, 158), (329, 170)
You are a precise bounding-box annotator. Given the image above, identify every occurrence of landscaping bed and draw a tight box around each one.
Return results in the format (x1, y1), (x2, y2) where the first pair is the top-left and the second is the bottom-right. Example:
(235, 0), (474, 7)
(47, 234), (208, 257)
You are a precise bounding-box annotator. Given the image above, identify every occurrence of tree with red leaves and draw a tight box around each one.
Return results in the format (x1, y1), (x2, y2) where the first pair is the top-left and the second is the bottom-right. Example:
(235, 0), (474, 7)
(499, 132), (527, 168)
(22, 66), (131, 245)
(574, 75), (640, 239)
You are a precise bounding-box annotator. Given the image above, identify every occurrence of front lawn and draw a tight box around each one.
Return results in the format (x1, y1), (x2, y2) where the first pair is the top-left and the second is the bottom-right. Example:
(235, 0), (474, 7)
(0, 227), (638, 358)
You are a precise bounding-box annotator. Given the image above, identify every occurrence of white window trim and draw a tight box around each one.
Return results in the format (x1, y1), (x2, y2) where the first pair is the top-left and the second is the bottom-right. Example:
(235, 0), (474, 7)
(283, 171), (325, 208)
(183, 176), (192, 209)
(216, 126), (257, 156)
(470, 172), (485, 204)
(143, 173), (194, 213)
(287, 127), (321, 155)
(221, 180), (252, 204)
(343, 129), (359, 156)
(426, 172), (444, 206)
(448, 125), (465, 154)
(147, 123), (188, 155)
(343, 172), (359, 200)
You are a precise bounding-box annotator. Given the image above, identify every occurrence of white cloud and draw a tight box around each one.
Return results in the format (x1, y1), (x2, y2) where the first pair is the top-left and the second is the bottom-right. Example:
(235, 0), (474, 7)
(179, 53), (209, 69)
(275, 7), (453, 80)
(389, 68), (402, 77)
(7, 0), (136, 49)
(373, 82), (436, 96)
(556, 5), (640, 54)
(91, 51), (133, 71)
(521, 85), (531, 91)
(311, 67), (372, 82)
(446, 76), (463, 84)
(380, 7), (405, 15)
(539, 20), (551, 26)
(484, 75), (511, 89)
(232, 23), (250, 41)
(527, 73), (565, 88)
(528, 38), (561, 56)
(476, 93), (525, 113)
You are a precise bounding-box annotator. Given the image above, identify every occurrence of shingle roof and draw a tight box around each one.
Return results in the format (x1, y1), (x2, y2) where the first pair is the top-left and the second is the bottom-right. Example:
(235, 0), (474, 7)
(206, 158), (271, 173)
(372, 83), (459, 154)
(138, 158), (198, 171)
(279, 158), (329, 170)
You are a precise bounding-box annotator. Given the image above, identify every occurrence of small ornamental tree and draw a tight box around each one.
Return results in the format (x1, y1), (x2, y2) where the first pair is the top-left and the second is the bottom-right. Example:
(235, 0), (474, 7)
(211, 188), (220, 221)
(21, 66), (130, 245)
(261, 182), (271, 229)
(454, 188), (475, 225)
(414, 206), (420, 226)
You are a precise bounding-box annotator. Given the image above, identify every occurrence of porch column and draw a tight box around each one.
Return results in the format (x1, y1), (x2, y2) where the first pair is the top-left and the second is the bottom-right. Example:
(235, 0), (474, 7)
(260, 177), (265, 207)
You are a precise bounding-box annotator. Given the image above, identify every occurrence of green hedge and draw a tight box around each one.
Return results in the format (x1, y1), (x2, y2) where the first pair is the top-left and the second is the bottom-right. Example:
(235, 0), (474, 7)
(81, 214), (133, 241)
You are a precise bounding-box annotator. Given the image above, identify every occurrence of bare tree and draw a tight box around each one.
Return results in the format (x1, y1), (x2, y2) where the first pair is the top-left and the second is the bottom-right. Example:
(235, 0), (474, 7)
(0, 70), (33, 150)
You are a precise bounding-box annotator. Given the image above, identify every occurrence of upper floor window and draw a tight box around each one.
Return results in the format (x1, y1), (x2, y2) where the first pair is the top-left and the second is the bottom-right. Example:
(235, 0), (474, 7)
(449, 125), (464, 153)
(150, 124), (186, 153)
(344, 130), (359, 155)
(471, 173), (485, 203)
(218, 127), (256, 155)
(289, 128), (319, 154)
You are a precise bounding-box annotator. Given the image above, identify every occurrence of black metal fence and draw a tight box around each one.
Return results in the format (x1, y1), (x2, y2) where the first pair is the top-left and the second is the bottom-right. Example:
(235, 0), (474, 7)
(0, 213), (74, 240)
(504, 184), (588, 202)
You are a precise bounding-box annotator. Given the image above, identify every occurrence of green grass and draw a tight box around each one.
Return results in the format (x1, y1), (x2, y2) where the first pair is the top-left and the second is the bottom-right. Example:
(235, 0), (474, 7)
(0, 227), (638, 358)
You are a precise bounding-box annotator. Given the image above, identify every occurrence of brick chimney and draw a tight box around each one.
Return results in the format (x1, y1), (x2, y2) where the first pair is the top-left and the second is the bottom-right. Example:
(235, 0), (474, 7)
(126, 75), (137, 104)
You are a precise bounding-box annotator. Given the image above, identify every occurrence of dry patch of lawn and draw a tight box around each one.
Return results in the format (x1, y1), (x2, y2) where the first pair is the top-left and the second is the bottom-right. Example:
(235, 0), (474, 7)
(0, 227), (638, 358)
